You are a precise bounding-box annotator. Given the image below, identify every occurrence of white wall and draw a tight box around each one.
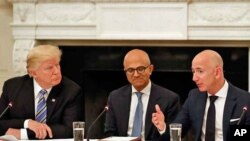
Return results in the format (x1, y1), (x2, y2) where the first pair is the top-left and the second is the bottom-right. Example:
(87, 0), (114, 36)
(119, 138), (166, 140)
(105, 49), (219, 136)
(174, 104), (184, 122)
(0, 0), (14, 94)
(2, 0), (250, 94)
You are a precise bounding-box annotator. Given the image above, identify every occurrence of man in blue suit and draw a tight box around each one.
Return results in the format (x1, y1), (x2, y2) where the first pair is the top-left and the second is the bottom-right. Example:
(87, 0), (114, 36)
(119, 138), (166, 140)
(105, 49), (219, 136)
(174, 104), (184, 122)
(152, 49), (250, 141)
(104, 49), (180, 141)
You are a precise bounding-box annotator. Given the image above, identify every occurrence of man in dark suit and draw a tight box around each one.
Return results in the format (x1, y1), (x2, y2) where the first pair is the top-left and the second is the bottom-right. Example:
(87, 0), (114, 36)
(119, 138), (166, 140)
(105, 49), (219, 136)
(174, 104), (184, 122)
(104, 49), (180, 141)
(152, 49), (250, 141)
(0, 45), (84, 140)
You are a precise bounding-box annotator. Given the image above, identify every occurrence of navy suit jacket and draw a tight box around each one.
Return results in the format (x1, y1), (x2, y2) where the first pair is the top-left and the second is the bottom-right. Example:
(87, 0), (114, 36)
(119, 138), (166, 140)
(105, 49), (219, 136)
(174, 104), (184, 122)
(173, 83), (250, 141)
(104, 83), (180, 141)
(0, 75), (84, 139)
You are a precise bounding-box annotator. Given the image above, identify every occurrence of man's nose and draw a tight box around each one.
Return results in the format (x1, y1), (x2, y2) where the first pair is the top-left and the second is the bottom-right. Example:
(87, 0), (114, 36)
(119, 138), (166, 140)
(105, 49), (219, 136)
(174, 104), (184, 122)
(192, 73), (198, 81)
(53, 65), (60, 74)
(133, 70), (140, 76)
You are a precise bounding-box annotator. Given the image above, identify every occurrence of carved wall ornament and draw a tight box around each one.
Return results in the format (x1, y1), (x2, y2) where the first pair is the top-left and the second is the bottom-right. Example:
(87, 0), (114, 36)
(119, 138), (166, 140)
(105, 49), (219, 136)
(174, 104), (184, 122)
(14, 5), (29, 23)
(13, 40), (36, 76)
(189, 4), (250, 25)
(36, 3), (96, 24)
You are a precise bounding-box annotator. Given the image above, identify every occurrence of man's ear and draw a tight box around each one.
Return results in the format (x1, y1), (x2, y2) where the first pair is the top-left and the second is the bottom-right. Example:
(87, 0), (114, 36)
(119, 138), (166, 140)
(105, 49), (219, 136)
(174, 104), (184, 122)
(28, 68), (36, 78)
(215, 66), (222, 78)
(149, 64), (154, 74)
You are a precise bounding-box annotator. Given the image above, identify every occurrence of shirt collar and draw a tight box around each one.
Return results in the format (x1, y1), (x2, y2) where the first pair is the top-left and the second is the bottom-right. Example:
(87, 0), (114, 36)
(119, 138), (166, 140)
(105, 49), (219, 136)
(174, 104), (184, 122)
(207, 80), (228, 98)
(131, 80), (151, 96)
(33, 79), (52, 98)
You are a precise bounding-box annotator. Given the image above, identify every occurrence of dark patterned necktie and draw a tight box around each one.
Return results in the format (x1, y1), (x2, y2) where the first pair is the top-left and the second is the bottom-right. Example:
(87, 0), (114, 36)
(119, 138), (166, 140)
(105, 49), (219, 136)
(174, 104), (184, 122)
(131, 92), (143, 137)
(36, 89), (47, 123)
(205, 96), (218, 141)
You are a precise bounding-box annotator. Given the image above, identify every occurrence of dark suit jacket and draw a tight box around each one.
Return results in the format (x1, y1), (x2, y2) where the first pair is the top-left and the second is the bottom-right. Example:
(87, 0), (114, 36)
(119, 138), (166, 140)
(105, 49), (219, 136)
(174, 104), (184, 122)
(104, 83), (180, 141)
(173, 83), (250, 141)
(0, 75), (84, 139)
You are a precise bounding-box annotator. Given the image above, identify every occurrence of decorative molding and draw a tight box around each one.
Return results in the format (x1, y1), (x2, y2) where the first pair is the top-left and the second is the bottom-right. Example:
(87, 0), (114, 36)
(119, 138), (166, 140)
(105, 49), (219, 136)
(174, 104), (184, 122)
(36, 24), (96, 39)
(189, 3), (250, 25)
(9, 0), (250, 2)
(13, 40), (36, 76)
(189, 26), (250, 40)
(13, 3), (35, 24)
(8, 0), (250, 75)
(11, 24), (36, 39)
(36, 3), (96, 24)
(96, 3), (187, 39)
(188, 2), (250, 40)
(9, 0), (37, 2)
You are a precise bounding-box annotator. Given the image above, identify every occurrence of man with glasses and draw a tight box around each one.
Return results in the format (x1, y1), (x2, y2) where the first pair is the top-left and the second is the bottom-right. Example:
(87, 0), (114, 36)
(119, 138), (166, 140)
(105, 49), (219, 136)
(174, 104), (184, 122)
(104, 49), (180, 141)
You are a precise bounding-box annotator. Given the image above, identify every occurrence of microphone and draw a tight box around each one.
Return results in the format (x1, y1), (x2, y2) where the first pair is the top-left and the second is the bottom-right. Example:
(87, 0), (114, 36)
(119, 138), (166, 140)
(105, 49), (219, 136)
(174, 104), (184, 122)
(0, 102), (13, 118)
(237, 106), (247, 125)
(87, 106), (109, 141)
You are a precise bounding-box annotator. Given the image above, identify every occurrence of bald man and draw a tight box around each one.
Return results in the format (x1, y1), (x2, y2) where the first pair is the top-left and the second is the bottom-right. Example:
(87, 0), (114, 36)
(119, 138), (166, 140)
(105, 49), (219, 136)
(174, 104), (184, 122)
(104, 49), (180, 141)
(152, 50), (250, 141)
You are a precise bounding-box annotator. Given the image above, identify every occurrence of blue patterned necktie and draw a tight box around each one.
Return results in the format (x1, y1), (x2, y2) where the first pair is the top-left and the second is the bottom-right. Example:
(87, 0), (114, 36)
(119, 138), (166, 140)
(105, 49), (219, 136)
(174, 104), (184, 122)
(36, 89), (47, 123)
(131, 92), (143, 137)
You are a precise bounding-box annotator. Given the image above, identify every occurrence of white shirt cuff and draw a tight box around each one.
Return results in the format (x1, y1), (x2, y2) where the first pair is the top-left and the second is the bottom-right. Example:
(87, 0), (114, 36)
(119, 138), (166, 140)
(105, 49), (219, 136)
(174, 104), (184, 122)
(20, 119), (29, 139)
(20, 129), (28, 140)
(158, 123), (166, 135)
(24, 119), (29, 128)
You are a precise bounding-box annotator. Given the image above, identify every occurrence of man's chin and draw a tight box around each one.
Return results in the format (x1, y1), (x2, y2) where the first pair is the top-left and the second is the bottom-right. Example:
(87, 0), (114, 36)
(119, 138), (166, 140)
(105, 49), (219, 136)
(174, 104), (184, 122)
(198, 89), (206, 92)
(197, 87), (206, 92)
(52, 79), (61, 86)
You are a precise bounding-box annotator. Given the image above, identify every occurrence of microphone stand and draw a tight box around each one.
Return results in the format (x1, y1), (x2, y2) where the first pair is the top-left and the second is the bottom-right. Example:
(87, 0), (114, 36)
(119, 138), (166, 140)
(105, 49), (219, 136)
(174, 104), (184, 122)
(237, 107), (247, 125)
(0, 102), (12, 118)
(87, 106), (108, 141)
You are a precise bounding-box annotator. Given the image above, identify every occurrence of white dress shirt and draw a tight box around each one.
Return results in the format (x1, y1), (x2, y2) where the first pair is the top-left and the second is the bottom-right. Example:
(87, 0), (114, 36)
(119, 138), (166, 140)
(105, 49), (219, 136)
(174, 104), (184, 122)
(20, 79), (51, 139)
(127, 81), (151, 141)
(201, 81), (229, 141)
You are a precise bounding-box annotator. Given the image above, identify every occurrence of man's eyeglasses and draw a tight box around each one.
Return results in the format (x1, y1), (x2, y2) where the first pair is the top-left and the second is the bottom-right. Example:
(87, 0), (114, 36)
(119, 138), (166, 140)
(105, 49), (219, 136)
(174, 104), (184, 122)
(124, 65), (150, 75)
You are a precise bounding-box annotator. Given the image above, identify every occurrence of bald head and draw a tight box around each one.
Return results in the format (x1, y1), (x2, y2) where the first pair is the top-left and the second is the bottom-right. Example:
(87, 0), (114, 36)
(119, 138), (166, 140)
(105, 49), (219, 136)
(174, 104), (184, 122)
(123, 49), (153, 91)
(192, 49), (225, 94)
(123, 49), (151, 67)
(193, 49), (223, 69)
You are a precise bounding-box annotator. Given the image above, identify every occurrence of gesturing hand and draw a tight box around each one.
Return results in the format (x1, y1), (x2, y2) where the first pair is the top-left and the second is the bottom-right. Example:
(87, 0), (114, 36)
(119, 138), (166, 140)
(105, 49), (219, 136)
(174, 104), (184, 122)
(152, 104), (166, 131)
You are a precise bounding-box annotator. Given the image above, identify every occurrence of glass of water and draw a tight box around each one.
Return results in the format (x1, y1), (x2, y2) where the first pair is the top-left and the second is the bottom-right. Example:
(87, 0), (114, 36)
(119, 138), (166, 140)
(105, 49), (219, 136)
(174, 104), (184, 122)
(169, 123), (182, 141)
(73, 121), (85, 141)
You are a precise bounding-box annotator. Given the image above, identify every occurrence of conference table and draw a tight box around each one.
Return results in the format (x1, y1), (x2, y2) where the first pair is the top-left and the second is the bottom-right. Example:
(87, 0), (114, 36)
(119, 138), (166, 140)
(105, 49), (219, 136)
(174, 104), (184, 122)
(20, 139), (98, 141)
(0, 135), (138, 141)
(19, 136), (139, 141)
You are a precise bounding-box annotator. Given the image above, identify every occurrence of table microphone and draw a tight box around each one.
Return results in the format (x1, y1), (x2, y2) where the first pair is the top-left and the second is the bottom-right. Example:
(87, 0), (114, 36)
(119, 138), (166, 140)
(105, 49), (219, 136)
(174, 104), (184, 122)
(237, 106), (247, 125)
(0, 102), (13, 118)
(87, 106), (109, 141)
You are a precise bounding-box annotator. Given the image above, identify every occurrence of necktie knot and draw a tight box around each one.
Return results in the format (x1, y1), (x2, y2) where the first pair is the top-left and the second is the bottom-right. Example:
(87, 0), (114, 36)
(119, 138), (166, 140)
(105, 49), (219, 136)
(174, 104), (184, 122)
(135, 92), (142, 100)
(39, 89), (47, 96)
(209, 96), (218, 103)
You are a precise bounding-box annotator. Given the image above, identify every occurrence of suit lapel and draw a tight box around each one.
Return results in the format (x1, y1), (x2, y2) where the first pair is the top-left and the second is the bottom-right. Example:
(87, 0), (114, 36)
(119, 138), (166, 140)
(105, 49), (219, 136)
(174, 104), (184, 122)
(144, 84), (159, 139)
(120, 86), (132, 135)
(223, 84), (237, 141)
(22, 78), (36, 118)
(46, 83), (62, 120)
(196, 92), (207, 140)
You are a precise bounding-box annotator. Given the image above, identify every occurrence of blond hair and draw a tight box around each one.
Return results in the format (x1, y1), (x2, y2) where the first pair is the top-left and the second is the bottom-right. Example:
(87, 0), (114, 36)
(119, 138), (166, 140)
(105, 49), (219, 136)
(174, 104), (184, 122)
(26, 44), (62, 70)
